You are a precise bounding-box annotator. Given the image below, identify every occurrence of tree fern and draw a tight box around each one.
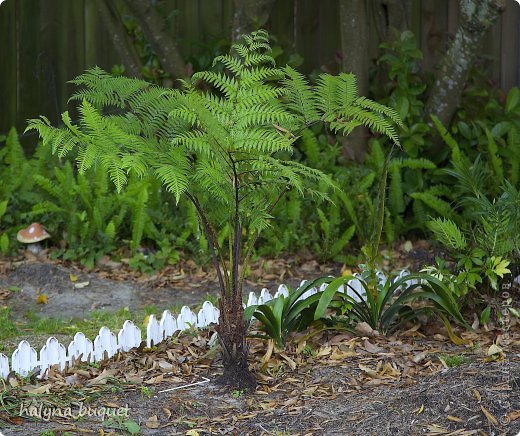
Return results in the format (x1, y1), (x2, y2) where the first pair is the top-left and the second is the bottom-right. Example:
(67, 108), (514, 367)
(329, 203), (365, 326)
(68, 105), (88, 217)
(26, 29), (402, 388)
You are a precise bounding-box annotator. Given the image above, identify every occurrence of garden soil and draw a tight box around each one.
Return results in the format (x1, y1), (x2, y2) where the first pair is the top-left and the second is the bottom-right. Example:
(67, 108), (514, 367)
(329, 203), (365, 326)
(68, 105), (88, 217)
(0, 249), (518, 435)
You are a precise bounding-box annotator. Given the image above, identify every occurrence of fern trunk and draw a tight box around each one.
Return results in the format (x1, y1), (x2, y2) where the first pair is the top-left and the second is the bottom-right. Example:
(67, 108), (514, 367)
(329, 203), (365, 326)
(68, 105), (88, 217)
(215, 293), (256, 390)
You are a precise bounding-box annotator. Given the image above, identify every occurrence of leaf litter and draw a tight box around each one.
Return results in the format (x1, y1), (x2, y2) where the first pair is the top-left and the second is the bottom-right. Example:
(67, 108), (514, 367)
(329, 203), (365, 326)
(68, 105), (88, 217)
(0, 318), (517, 435)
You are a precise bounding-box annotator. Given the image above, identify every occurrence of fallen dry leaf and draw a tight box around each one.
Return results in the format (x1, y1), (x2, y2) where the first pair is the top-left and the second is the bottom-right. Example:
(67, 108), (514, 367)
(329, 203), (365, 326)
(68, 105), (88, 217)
(145, 415), (160, 429)
(363, 339), (384, 354)
(36, 294), (47, 304)
(413, 404), (424, 414)
(279, 353), (297, 370)
(355, 322), (379, 337)
(480, 404), (498, 425)
(507, 409), (520, 421)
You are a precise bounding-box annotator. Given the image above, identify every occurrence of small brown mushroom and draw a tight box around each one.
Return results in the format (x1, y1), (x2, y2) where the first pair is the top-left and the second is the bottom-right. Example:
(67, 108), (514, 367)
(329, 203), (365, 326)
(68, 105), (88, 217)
(17, 223), (51, 254)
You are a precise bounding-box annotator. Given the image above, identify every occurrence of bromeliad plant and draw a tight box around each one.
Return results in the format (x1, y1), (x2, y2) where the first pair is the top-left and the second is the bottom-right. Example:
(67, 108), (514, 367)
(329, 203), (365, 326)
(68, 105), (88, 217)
(314, 271), (467, 335)
(245, 277), (335, 349)
(27, 30), (402, 389)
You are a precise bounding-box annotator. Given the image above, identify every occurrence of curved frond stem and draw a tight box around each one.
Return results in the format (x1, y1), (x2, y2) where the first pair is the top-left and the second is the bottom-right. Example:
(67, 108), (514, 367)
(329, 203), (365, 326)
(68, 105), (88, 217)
(238, 187), (288, 291)
(186, 192), (230, 294)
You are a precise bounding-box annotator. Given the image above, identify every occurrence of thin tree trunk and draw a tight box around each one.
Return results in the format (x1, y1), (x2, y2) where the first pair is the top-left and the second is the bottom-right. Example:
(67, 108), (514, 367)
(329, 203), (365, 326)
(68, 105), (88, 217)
(339, 0), (370, 160)
(231, 0), (276, 42)
(214, 157), (256, 390)
(94, 0), (142, 78)
(425, 0), (506, 130)
(124, 0), (186, 81)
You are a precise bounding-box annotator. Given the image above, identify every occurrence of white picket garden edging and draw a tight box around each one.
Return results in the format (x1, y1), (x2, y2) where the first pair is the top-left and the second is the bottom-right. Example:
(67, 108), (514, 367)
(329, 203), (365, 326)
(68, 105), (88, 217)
(0, 269), (464, 380)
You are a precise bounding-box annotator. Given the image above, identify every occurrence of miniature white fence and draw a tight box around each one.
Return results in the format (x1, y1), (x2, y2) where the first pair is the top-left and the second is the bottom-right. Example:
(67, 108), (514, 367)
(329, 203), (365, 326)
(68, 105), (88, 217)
(0, 269), (434, 380)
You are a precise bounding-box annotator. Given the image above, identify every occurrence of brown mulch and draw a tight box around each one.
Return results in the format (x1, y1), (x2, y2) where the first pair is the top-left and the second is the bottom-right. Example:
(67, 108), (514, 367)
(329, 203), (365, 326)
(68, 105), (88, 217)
(1, 319), (518, 435)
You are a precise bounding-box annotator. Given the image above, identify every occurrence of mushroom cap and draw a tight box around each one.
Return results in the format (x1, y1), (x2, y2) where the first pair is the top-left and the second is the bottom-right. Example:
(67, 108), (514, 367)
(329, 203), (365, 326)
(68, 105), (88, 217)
(17, 223), (51, 243)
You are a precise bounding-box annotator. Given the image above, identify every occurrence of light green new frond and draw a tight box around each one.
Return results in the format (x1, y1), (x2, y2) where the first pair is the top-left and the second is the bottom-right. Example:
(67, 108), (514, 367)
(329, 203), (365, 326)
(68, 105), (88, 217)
(237, 86), (287, 110)
(239, 67), (283, 86)
(248, 29), (270, 44)
(337, 73), (358, 108)
(201, 92), (233, 117)
(213, 54), (243, 74)
(244, 53), (276, 67)
(120, 152), (148, 179)
(194, 158), (232, 204)
(106, 113), (142, 136)
(172, 131), (212, 155)
(233, 44), (249, 60)
(282, 66), (320, 124)
(69, 67), (151, 108)
(192, 71), (238, 98)
(233, 128), (294, 153)
(152, 148), (190, 204)
(355, 96), (403, 128)
(99, 155), (127, 192)
(332, 106), (400, 146)
(235, 103), (295, 130)
(176, 92), (230, 149)
(315, 74), (340, 116)
(25, 116), (80, 158)
(427, 217), (467, 251)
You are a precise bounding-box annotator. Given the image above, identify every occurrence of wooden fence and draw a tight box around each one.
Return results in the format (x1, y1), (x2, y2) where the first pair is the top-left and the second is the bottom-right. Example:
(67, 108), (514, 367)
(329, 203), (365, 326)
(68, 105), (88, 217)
(1, 0), (519, 140)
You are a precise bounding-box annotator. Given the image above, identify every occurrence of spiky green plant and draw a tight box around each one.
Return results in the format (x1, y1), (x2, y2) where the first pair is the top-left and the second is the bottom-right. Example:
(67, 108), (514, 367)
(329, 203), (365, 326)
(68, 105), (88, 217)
(26, 30), (402, 389)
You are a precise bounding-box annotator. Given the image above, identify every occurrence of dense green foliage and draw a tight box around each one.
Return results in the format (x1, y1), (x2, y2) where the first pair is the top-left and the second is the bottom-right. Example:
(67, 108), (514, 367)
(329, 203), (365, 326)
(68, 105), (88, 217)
(25, 30), (401, 280)
(0, 127), (205, 268)
(0, 30), (517, 293)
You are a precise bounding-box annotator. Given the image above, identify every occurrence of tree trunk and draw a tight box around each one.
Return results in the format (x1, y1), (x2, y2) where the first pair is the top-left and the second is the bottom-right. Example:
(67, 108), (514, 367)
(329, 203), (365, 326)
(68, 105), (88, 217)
(124, 0), (187, 81)
(94, 0), (142, 78)
(425, 0), (506, 129)
(215, 293), (256, 390)
(187, 192), (255, 390)
(231, 0), (276, 42)
(339, 0), (370, 160)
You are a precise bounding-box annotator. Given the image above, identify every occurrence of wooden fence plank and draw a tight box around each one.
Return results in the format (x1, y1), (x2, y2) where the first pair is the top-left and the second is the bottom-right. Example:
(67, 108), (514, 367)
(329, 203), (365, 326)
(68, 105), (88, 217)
(16, 0), (42, 143)
(1, 0), (518, 139)
(500, 0), (520, 91)
(39, 0), (86, 125)
(0, 0), (17, 134)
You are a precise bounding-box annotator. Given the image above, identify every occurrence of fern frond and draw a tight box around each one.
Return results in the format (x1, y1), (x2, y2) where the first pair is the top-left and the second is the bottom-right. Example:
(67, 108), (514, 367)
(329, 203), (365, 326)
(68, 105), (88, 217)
(282, 66), (320, 124)
(427, 217), (467, 251)
(410, 192), (453, 217)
